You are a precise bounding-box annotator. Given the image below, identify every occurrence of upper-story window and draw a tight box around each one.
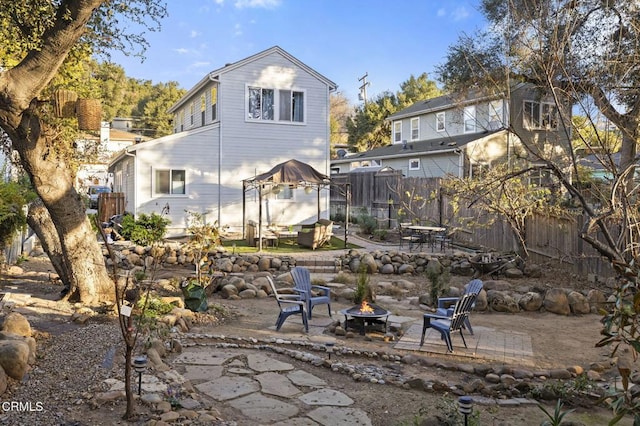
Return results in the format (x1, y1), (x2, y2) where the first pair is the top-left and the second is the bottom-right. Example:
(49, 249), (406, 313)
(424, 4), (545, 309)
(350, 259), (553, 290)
(179, 111), (184, 132)
(409, 158), (420, 170)
(489, 100), (503, 130)
(247, 87), (304, 122)
(410, 118), (419, 140)
(155, 169), (186, 195)
(211, 86), (218, 121)
(279, 90), (305, 122)
(393, 121), (402, 143)
(248, 87), (275, 120)
(524, 100), (558, 130)
(464, 105), (476, 133)
(436, 112), (445, 132)
(190, 102), (195, 125)
(200, 94), (206, 126)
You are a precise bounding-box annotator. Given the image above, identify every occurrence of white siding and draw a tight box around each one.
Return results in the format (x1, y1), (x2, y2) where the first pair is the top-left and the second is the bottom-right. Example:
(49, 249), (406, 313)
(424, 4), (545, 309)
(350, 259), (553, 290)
(114, 49), (332, 235)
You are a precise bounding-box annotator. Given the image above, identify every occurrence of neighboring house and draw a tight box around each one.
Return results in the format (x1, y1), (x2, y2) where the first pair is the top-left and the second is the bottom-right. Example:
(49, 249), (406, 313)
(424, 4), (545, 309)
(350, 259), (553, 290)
(331, 83), (571, 184)
(109, 46), (336, 236)
(76, 122), (149, 193)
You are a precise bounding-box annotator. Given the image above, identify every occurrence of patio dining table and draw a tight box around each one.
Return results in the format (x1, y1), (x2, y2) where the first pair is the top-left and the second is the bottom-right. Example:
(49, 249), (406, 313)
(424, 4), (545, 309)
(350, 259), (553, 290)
(406, 225), (446, 251)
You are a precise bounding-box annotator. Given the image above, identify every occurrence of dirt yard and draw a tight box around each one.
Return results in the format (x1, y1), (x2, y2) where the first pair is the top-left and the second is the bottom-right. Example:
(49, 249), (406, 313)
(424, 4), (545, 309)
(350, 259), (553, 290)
(0, 255), (634, 425)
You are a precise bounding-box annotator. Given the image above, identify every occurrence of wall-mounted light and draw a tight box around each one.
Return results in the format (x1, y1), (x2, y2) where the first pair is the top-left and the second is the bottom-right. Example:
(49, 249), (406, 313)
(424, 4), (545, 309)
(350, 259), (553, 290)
(304, 185), (313, 194)
(272, 184), (281, 194)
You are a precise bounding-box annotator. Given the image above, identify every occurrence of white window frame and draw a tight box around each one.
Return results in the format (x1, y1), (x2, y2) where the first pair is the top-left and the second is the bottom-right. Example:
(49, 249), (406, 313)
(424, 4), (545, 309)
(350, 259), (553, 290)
(436, 112), (446, 132)
(154, 168), (186, 195)
(190, 102), (195, 126)
(393, 121), (402, 143)
(410, 117), (419, 140)
(409, 158), (420, 171)
(523, 100), (558, 130)
(463, 105), (476, 133)
(246, 85), (306, 123)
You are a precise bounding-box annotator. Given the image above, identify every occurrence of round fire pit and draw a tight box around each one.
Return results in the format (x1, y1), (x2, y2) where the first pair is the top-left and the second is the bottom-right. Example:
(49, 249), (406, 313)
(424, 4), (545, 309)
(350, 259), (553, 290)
(339, 301), (391, 335)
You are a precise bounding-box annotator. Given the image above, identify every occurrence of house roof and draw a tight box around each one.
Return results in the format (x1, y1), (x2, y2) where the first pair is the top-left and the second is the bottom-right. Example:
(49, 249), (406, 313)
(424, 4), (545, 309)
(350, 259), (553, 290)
(168, 46), (338, 114)
(331, 129), (506, 164)
(387, 90), (502, 121)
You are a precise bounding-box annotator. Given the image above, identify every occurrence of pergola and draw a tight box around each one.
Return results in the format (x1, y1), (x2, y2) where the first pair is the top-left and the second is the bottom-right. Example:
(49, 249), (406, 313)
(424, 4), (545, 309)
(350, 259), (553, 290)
(242, 159), (331, 251)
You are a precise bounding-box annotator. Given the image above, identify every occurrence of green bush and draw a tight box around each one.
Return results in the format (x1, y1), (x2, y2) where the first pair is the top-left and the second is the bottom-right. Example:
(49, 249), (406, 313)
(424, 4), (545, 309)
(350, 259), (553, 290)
(357, 211), (377, 235)
(120, 213), (170, 246)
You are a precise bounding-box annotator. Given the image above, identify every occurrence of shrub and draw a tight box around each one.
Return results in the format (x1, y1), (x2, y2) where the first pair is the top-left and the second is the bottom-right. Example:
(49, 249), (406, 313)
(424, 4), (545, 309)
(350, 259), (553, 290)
(120, 213), (170, 246)
(357, 212), (377, 235)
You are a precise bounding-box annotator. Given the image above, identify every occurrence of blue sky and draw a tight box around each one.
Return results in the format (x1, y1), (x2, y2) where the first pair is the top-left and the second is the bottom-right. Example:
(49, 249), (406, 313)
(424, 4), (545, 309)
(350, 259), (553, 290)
(109, 0), (485, 104)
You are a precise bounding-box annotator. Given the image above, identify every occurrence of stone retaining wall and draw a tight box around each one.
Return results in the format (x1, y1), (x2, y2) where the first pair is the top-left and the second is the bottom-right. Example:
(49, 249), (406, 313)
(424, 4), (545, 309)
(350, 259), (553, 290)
(103, 243), (614, 316)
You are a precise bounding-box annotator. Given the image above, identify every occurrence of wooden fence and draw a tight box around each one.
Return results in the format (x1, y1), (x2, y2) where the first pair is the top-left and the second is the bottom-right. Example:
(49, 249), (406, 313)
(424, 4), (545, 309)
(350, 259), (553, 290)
(330, 171), (613, 277)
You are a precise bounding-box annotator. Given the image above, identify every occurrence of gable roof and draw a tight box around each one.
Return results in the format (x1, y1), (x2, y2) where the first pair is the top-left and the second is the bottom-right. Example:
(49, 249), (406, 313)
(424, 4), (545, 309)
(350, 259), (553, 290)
(387, 90), (502, 121)
(168, 46), (337, 113)
(331, 129), (506, 164)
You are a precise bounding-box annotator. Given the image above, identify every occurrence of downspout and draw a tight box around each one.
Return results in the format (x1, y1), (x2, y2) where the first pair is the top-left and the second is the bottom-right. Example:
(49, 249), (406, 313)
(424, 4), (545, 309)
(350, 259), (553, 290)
(209, 74), (222, 226)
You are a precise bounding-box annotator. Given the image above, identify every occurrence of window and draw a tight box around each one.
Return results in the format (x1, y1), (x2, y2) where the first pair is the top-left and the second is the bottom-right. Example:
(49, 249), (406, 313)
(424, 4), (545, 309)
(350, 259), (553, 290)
(173, 114), (179, 133)
(393, 121), (402, 143)
(529, 166), (552, 187)
(200, 94), (206, 126)
(155, 169), (186, 195)
(541, 103), (558, 129)
(279, 90), (304, 122)
(409, 158), (420, 170)
(361, 159), (381, 168)
(179, 111), (184, 132)
(248, 87), (274, 120)
(436, 112), (445, 132)
(464, 105), (476, 133)
(410, 118), (419, 140)
(489, 100), (503, 129)
(190, 103), (195, 125)
(211, 86), (218, 121)
(523, 100), (558, 130)
(470, 162), (489, 178)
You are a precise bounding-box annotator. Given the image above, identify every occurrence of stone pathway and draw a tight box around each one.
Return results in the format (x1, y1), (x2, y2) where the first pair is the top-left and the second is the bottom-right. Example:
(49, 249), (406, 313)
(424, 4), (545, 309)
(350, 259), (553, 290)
(173, 349), (373, 425)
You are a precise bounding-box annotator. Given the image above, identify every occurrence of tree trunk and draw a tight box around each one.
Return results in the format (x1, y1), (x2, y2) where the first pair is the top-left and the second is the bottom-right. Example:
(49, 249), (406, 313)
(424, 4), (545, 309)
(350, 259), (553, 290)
(26, 199), (71, 285)
(12, 109), (113, 304)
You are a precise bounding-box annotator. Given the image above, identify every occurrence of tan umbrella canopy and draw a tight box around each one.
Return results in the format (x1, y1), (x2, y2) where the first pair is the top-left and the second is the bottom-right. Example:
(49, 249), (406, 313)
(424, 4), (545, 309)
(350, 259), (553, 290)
(242, 159), (330, 250)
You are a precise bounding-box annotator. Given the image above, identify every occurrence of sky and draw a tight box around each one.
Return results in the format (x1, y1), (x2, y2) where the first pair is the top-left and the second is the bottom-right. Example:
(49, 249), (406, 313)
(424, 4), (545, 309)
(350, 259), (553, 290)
(109, 0), (486, 105)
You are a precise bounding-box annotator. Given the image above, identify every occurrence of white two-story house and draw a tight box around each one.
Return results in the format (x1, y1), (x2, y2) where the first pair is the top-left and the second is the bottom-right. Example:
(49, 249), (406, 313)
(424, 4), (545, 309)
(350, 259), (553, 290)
(109, 46), (336, 236)
(331, 83), (571, 183)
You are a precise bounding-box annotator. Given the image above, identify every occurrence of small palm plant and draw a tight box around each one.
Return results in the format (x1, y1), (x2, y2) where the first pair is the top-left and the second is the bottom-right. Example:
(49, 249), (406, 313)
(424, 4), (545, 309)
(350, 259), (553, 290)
(538, 399), (575, 426)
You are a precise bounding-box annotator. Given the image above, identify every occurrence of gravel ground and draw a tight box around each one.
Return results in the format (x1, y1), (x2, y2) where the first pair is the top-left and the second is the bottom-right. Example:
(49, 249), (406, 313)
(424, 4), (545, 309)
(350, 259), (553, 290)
(0, 322), (123, 426)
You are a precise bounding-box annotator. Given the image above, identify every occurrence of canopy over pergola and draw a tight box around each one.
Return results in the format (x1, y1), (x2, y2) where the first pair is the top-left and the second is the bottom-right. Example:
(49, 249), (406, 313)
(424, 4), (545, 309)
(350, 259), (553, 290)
(242, 159), (330, 250)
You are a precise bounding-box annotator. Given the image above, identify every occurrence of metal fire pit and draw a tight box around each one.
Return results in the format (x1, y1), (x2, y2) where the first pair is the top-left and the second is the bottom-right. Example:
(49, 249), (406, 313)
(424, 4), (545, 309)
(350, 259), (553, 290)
(339, 302), (391, 335)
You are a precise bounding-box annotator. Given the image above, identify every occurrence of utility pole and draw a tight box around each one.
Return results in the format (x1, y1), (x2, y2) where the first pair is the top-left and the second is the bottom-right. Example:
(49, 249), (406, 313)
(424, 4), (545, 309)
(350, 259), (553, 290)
(358, 73), (370, 105)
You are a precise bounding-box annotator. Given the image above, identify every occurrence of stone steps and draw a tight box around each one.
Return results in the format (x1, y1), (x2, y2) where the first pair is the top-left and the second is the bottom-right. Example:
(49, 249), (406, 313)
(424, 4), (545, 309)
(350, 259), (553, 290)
(294, 258), (339, 274)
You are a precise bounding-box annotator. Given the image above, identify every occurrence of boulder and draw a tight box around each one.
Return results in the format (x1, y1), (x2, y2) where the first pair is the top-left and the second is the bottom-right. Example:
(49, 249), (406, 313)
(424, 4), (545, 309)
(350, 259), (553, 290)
(2, 313), (31, 337)
(380, 264), (395, 274)
(518, 292), (543, 311)
(220, 284), (238, 299)
(0, 340), (30, 380)
(544, 288), (571, 315)
(568, 291), (590, 314)
(474, 290), (488, 311)
(360, 253), (378, 273)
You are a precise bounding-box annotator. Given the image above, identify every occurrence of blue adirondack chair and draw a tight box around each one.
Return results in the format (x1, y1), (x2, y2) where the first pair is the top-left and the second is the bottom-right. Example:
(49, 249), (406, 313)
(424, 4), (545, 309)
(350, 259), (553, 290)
(420, 292), (477, 352)
(266, 277), (308, 332)
(435, 279), (483, 335)
(290, 266), (332, 319)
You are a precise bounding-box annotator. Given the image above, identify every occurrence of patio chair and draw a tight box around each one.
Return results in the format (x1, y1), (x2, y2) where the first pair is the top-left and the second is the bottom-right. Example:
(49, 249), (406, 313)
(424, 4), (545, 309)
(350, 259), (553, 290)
(420, 292), (477, 352)
(398, 222), (415, 250)
(435, 279), (483, 335)
(290, 266), (332, 319)
(266, 276), (308, 332)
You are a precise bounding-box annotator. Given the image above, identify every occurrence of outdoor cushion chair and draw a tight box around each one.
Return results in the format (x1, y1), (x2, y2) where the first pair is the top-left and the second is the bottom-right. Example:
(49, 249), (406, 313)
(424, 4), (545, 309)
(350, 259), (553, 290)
(420, 292), (477, 352)
(290, 266), (332, 319)
(435, 279), (483, 335)
(266, 276), (308, 332)
(297, 219), (333, 250)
